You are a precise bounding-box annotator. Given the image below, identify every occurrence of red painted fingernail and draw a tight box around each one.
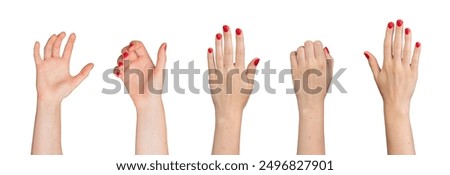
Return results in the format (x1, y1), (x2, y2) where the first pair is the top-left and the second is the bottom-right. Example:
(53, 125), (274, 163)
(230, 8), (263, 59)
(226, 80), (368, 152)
(223, 25), (229, 32)
(216, 33), (222, 40)
(114, 69), (120, 77)
(325, 47), (330, 54)
(388, 22), (394, 29)
(164, 44), (167, 51)
(236, 28), (242, 35)
(254, 58), (260, 66)
(123, 52), (129, 58)
(208, 48), (213, 53)
(364, 52), (370, 59)
(129, 43), (133, 48)
(396, 19), (403, 27)
(415, 42), (421, 48)
(118, 62), (123, 67)
(405, 28), (411, 35)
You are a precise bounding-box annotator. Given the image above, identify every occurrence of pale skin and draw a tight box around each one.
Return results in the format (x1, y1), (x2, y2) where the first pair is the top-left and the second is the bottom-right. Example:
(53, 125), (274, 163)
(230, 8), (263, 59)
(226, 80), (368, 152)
(365, 19), (420, 155)
(113, 41), (168, 155)
(31, 32), (94, 155)
(207, 25), (259, 155)
(290, 41), (333, 155)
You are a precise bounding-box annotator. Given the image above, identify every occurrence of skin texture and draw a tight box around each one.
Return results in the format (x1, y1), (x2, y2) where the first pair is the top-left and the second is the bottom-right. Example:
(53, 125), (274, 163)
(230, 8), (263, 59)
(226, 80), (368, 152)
(31, 32), (94, 155)
(290, 41), (333, 155)
(207, 26), (259, 155)
(365, 20), (420, 155)
(113, 41), (168, 155)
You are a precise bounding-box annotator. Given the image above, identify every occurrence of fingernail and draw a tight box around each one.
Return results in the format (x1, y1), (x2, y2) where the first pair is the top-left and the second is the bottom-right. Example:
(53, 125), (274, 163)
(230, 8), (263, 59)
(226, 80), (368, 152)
(415, 42), (421, 48)
(254, 58), (260, 66)
(396, 19), (403, 27)
(114, 69), (120, 77)
(325, 47), (330, 54)
(364, 52), (370, 59)
(405, 28), (411, 35)
(118, 62), (123, 67)
(223, 25), (229, 32)
(123, 52), (129, 58)
(236, 28), (242, 35)
(129, 43), (133, 48)
(216, 33), (222, 40)
(388, 22), (394, 29)
(164, 44), (167, 51)
(208, 48), (213, 53)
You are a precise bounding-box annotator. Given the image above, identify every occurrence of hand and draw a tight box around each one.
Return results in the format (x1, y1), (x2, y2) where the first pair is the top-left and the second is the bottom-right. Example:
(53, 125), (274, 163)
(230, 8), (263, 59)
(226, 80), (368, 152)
(207, 25), (259, 155)
(113, 41), (168, 155)
(34, 32), (94, 102)
(207, 25), (259, 115)
(365, 20), (421, 108)
(290, 41), (333, 107)
(113, 41), (167, 108)
(365, 19), (420, 155)
(32, 32), (93, 155)
(290, 41), (332, 155)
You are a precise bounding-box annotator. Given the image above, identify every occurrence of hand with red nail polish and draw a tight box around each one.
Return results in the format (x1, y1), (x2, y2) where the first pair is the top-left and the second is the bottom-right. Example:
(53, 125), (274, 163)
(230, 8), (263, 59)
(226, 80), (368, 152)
(290, 41), (333, 155)
(207, 26), (258, 155)
(114, 41), (168, 155)
(31, 32), (94, 155)
(364, 20), (421, 155)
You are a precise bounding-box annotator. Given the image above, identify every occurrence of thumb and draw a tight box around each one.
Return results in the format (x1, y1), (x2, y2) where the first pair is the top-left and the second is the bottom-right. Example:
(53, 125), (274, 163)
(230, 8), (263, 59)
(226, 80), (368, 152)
(245, 58), (260, 84)
(156, 42), (167, 72)
(364, 51), (380, 80)
(73, 63), (94, 87)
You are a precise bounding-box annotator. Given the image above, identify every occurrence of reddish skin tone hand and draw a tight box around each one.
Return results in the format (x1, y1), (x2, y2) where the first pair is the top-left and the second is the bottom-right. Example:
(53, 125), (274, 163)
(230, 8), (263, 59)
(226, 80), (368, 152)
(207, 25), (259, 155)
(290, 41), (333, 155)
(365, 19), (421, 155)
(114, 41), (168, 155)
(31, 32), (94, 155)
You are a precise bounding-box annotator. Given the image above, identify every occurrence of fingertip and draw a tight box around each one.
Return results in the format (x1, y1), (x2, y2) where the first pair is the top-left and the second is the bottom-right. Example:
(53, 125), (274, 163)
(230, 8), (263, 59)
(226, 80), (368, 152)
(113, 66), (120, 77)
(236, 28), (242, 35)
(415, 42), (421, 48)
(253, 58), (260, 66)
(70, 33), (76, 40)
(364, 51), (371, 60)
(290, 51), (297, 57)
(216, 33), (222, 40)
(396, 19), (403, 27)
(313, 40), (323, 47)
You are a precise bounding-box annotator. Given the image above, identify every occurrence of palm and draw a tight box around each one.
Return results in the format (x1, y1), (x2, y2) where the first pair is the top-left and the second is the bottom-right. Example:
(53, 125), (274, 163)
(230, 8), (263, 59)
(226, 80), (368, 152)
(34, 32), (94, 102)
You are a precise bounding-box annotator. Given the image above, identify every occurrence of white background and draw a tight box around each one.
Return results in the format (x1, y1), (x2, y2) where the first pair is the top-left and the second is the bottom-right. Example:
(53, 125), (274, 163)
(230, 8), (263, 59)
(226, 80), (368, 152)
(0, 0), (448, 174)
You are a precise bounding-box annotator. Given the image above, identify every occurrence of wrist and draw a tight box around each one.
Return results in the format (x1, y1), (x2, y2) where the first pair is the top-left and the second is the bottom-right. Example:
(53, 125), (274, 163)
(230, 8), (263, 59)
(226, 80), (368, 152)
(133, 96), (163, 111)
(37, 96), (62, 107)
(37, 93), (63, 105)
(383, 100), (410, 118)
(298, 100), (324, 114)
(215, 110), (243, 126)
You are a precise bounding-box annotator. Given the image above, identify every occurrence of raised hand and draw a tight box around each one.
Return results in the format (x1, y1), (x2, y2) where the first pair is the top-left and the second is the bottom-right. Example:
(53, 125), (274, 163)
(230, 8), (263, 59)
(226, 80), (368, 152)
(365, 19), (420, 155)
(290, 41), (333, 155)
(113, 41), (168, 155)
(32, 32), (93, 155)
(207, 25), (259, 155)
